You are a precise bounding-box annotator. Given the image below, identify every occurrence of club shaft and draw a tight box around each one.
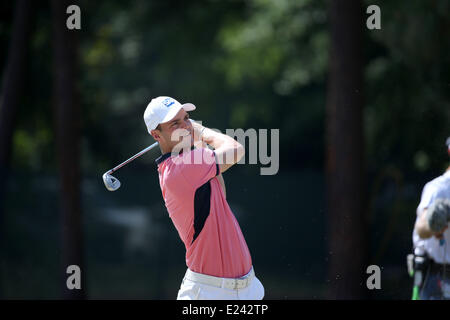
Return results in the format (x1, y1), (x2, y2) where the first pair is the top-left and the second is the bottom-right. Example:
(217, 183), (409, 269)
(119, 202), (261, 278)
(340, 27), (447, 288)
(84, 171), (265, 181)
(106, 142), (159, 174)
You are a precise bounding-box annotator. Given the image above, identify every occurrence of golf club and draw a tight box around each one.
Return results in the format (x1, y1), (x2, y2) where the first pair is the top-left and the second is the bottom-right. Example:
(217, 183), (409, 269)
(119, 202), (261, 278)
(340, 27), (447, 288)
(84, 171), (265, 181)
(102, 141), (159, 191)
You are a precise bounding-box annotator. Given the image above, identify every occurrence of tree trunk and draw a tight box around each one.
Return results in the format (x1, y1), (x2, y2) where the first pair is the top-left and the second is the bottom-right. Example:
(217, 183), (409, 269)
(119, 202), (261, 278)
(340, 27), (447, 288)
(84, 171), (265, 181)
(325, 0), (367, 299)
(51, 0), (86, 299)
(0, 0), (32, 298)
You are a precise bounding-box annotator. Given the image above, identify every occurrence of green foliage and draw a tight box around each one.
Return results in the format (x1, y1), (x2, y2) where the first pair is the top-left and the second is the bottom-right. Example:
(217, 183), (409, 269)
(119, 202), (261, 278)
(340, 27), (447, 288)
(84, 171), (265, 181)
(3, 0), (448, 175)
(364, 0), (450, 175)
(216, 0), (328, 94)
(213, 0), (328, 168)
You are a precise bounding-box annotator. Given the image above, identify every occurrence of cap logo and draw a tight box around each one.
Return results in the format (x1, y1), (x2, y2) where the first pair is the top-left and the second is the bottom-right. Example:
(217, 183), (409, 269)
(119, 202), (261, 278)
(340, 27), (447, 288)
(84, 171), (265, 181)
(162, 98), (175, 108)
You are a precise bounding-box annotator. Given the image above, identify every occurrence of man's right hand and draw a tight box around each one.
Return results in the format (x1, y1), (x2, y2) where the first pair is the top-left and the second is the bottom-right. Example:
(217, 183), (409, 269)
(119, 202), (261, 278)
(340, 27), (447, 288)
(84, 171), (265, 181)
(426, 198), (450, 233)
(191, 121), (245, 173)
(190, 119), (207, 148)
(435, 227), (448, 239)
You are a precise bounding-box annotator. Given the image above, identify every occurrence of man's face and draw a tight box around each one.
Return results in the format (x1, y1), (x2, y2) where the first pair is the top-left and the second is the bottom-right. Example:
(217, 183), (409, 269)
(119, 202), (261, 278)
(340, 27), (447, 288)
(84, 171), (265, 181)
(151, 109), (193, 152)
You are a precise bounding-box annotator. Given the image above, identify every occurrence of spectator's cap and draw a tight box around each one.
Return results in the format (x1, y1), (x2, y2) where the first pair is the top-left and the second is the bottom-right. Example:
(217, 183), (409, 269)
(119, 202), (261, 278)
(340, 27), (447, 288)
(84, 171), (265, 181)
(446, 137), (450, 154)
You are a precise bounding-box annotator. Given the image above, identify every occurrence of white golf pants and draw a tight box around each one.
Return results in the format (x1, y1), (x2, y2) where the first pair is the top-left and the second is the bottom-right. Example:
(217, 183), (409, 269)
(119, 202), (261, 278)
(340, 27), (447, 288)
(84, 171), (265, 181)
(177, 267), (265, 300)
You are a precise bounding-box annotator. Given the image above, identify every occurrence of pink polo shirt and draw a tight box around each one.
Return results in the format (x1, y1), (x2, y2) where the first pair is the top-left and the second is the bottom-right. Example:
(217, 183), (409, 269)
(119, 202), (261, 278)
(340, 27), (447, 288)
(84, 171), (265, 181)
(156, 147), (252, 278)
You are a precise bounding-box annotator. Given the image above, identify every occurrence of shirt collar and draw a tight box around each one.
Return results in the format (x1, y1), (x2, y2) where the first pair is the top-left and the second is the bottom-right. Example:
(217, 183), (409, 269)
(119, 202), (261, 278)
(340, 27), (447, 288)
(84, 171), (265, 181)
(155, 145), (196, 165)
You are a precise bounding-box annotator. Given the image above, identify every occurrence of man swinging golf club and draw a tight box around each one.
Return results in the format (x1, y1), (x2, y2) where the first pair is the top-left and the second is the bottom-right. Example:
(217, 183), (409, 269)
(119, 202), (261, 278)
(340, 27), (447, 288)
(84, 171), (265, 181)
(143, 96), (264, 300)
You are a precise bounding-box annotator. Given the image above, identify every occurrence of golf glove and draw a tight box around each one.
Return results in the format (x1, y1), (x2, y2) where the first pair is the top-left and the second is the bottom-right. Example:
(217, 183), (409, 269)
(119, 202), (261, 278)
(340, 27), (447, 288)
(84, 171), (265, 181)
(427, 198), (450, 232)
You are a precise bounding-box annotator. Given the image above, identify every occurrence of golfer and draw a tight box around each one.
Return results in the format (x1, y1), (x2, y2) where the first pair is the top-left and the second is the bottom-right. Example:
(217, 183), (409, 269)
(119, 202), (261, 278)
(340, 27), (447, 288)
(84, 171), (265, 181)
(143, 96), (264, 300)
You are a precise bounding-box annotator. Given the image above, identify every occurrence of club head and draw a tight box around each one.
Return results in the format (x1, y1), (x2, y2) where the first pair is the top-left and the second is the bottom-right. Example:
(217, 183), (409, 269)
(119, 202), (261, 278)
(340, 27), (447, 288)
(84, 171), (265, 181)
(102, 173), (121, 191)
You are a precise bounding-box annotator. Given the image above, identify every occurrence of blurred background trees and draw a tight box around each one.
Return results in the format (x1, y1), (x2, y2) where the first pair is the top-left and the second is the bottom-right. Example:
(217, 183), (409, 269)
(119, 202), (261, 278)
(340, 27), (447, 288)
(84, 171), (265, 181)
(0, 0), (448, 299)
(51, 0), (85, 299)
(0, 0), (32, 298)
(325, 0), (366, 299)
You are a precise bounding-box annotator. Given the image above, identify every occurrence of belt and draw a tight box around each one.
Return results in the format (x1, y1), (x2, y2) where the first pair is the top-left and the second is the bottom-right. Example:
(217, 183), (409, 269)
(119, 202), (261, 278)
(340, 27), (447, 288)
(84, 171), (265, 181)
(184, 267), (255, 290)
(429, 260), (450, 278)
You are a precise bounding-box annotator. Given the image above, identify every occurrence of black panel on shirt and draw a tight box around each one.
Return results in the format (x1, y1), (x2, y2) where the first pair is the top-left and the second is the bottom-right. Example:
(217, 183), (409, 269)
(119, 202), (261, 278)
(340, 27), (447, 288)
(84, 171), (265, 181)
(192, 181), (212, 244)
(213, 151), (220, 176)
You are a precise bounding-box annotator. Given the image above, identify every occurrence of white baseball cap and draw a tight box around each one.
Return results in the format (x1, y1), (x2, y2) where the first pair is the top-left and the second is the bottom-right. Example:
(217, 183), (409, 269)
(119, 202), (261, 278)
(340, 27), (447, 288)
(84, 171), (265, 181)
(143, 96), (196, 133)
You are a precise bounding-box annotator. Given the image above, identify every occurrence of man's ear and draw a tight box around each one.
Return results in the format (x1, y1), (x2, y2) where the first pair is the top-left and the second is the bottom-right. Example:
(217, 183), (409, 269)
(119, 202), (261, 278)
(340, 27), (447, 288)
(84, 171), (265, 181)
(150, 129), (161, 141)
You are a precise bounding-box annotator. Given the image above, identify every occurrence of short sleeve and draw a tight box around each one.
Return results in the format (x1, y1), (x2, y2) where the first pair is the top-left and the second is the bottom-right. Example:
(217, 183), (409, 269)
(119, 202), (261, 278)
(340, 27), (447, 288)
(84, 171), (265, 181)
(176, 148), (219, 189)
(416, 182), (437, 216)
